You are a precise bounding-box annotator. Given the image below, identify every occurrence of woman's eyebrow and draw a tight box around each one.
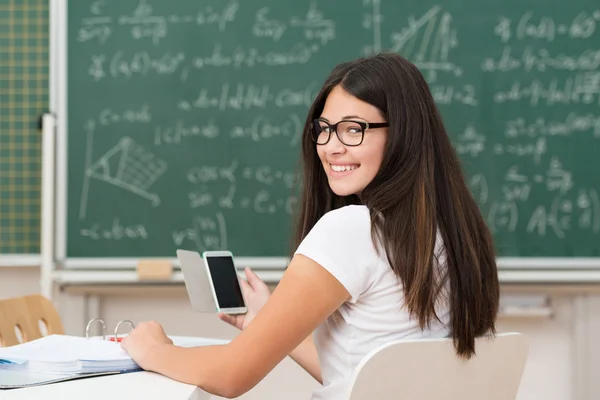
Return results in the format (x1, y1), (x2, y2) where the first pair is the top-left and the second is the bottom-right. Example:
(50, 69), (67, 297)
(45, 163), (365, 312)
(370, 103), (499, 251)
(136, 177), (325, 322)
(319, 115), (366, 122)
(341, 115), (365, 120)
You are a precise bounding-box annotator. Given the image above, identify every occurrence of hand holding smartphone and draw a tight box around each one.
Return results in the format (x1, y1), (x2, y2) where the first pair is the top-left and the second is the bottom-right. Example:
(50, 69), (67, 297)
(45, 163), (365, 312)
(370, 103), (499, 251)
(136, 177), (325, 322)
(202, 251), (248, 315)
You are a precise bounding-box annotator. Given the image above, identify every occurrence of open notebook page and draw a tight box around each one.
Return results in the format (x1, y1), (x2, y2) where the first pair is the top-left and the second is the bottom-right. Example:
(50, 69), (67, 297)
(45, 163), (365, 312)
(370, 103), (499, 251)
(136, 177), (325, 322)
(0, 335), (230, 365)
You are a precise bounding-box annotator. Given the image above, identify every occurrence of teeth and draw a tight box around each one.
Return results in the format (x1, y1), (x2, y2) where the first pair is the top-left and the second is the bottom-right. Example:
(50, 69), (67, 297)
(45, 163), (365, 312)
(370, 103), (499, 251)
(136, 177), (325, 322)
(331, 164), (358, 172)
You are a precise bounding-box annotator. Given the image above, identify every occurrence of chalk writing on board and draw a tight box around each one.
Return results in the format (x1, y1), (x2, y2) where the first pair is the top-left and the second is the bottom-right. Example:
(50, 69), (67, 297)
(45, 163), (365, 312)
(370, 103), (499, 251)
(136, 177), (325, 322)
(389, 6), (462, 82)
(154, 120), (220, 146)
(118, 0), (239, 45)
(501, 160), (573, 202)
(492, 137), (547, 164)
(505, 113), (600, 137)
(192, 43), (320, 71)
(189, 192), (213, 208)
(577, 189), (600, 232)
(98, 105), (152, 126)
(493, 73), (600, 106)
(87, 52), (186, 80)
(187, 161), (238, 184)
(493, 11), (600, 43)
(253, 8), (287, 41)
(117, 0), (167, 45)
(185, 159), (297, 215)
(252, 4), (335, 44)
(481, 47), (600, 73)
(362, 0), (383, 55)
(178, 83), (318, 111)
(496, 182), (589, 236)
(431, 84), (479, 106)
(212, 114), (304, 143)
(88, 55), (107, 80)
(78, 16), (112, 44)
(90, 0), (104, 15)
(188, 188), (297, 215)
(454, 124), (485, 157)
(526, 191), (600, 238)
(252, 3), (335, 45)
(487, 201), (519, 233)
(502, 169), (532, 202)
(251, 190), (298, 215)
(80, 219), (149, 240)
(78, 0), (240, 45)
(242, 166), (296, 189)
(111, 51), (186, 78)
(79, 120), (95, 220)
(484, 160), (600, 238)
(289, 2), (335, 45)
(80, 134), (166, 221)
(469, 174), (489, 205)
(186, 161), (295, 188)
(226, 114), (302, 146)
(89, 44), (323, 82)
(172, 213), (227, 251)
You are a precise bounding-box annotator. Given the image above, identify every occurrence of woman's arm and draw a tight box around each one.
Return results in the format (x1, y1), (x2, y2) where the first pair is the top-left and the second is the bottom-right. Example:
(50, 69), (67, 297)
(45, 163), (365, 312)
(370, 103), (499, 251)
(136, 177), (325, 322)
(133, 254), (348, 398)
(220, 268), (322, 384)
(289, 334), (322, 384)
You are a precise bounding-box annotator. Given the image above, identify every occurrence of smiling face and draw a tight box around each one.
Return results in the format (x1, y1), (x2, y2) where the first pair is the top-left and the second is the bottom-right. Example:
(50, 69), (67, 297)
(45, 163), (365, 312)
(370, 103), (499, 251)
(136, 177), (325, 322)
(316, 85), (388, 197)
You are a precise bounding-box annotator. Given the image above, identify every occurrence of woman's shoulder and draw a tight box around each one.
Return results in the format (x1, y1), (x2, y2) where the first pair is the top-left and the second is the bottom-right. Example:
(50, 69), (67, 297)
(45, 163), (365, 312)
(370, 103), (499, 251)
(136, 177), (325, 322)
(321, 205), (370, 222)
(312, 205), (372, 237)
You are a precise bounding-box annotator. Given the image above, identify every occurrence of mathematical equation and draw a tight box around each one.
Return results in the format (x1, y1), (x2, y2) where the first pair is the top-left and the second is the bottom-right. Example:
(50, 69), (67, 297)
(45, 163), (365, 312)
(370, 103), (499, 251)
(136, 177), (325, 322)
(78, 0), (240, 45)
(486, 189), (600, 238)
(87, 44), (322, 82)
(493, 11), (600, 43)
(152, 114), (302, 147)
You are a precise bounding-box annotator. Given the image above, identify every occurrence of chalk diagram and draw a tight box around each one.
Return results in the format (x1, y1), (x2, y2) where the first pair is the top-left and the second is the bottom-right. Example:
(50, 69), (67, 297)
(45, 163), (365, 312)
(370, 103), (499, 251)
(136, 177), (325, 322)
(388, 6), (462, 82)
(79, 120), (167, 220)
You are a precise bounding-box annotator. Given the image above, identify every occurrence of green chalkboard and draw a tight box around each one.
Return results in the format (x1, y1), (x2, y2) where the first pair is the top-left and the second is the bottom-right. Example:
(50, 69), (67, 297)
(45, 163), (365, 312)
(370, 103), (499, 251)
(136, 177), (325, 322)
(66, 0), (600, 260)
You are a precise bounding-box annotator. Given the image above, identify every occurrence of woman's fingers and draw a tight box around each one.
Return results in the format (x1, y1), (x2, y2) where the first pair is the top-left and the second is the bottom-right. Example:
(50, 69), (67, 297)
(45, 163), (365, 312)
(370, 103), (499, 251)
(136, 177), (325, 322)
(239, 277), (253, 295)
(218, 312), (236, 326)
(245, 268), (268, 290)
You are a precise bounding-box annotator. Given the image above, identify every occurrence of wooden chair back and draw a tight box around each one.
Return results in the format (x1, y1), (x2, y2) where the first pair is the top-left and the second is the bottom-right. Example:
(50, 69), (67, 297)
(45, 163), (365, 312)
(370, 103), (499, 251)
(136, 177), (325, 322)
(0, 294), (64, 347)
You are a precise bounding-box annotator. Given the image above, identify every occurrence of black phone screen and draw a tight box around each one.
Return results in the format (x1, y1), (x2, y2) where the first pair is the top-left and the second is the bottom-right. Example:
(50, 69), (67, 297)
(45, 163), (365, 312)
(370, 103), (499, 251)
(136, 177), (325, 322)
(206, 256), (245, 309)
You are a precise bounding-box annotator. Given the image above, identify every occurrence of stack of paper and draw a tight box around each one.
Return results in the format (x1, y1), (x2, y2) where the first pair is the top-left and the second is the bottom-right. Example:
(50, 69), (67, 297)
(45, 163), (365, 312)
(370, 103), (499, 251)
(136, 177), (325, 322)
(0, 335), (139, 374)
(0, 335), (229, 389)
(0, 334), (230, 374)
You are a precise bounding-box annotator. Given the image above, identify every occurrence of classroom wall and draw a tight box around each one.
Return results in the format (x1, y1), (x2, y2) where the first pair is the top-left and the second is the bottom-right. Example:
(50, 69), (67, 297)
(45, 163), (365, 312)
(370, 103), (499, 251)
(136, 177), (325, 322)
(2, 266), (598, 400)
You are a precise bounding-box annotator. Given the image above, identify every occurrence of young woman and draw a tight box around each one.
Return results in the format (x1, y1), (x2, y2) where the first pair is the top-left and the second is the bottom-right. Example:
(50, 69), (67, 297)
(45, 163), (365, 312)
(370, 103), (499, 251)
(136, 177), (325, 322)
(121, 53), (500, 399)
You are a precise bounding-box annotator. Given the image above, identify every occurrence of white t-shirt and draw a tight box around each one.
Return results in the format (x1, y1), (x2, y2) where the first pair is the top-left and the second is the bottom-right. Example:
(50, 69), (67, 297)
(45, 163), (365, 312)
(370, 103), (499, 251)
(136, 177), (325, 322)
(295, 205), (450, 400)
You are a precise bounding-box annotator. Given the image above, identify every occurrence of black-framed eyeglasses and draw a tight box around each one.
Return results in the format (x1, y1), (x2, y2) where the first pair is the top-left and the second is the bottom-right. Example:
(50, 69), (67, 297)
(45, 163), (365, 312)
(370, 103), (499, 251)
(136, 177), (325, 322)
(311, 118), (389, 146)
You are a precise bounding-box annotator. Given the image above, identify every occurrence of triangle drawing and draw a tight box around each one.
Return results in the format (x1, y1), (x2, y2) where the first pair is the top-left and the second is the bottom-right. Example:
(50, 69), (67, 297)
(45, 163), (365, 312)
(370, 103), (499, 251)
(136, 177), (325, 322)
(86, 137), (167, 206)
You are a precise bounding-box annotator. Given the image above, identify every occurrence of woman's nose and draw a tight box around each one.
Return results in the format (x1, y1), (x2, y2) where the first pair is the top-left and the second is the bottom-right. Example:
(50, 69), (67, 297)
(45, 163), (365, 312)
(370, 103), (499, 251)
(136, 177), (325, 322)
(323, 131), (346, 153)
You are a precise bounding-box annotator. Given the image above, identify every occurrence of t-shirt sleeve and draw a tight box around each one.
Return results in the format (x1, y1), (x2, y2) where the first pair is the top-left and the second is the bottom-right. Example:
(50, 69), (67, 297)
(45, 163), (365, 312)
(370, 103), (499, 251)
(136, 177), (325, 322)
(294, 206), (375, 303)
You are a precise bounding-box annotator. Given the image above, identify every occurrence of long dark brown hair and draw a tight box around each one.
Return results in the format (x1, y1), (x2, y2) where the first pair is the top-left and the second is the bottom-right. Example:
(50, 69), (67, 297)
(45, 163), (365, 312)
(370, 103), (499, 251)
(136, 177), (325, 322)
(292, 53), (499, 358)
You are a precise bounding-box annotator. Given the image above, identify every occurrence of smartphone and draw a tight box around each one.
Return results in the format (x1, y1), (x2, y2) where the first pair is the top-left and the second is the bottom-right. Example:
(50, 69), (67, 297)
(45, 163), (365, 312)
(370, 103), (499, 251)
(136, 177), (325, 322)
(202, 250), (247, 315)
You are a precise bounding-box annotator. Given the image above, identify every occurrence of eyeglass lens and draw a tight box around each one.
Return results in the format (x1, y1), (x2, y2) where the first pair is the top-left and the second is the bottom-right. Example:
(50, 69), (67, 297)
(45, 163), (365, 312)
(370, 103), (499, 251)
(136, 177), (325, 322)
(313, 120), (364, 146)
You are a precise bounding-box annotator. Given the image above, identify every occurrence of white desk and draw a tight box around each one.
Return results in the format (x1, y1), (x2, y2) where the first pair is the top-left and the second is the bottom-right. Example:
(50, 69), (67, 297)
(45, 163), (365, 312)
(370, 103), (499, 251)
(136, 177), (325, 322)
(0, 370), (210, 400)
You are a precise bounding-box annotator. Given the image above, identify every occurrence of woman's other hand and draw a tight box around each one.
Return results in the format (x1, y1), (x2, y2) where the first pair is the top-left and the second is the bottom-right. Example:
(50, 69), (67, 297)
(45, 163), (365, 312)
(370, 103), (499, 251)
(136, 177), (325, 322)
(121, 320), (173, 370)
